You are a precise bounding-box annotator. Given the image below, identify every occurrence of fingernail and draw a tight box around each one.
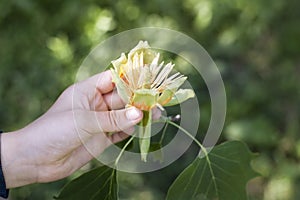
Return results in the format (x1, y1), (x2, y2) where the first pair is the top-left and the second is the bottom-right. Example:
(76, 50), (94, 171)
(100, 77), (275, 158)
(126, 107), (141, 120)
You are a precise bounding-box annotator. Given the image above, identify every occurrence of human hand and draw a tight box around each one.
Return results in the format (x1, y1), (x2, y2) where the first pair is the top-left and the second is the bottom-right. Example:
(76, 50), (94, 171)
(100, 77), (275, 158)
(1, 70), (160, 188)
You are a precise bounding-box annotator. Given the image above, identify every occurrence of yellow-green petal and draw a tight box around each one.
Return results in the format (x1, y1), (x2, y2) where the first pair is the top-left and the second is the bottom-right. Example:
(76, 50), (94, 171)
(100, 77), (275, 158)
(164, 89), (195, 106)
(158, 89), (175, 105)
(166, 76), (187, 90)
(111, 53), (127, 71)
(131, 89), (158, 110)
(128, 41), (156, 65)
(110, 69), (130, 103)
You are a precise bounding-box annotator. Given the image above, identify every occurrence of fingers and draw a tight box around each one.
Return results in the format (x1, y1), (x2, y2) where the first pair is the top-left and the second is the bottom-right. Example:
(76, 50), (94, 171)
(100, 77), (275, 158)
(103, 89), (125, 110)
(68, 128), (134, 168)
(94, 70), (115, 94)
(70, 107), (160, 168)
(76, 107), (143, 134)
(78, 70), (115, 95)
(152, 107), (162, 120)
(97, 107), (143, 132)
(68, 133), (107, 169)
(108, 127), (134, 143)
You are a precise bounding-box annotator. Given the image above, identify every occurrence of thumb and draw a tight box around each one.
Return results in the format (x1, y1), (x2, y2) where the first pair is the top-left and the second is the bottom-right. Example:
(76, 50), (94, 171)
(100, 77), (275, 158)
(95, 107), (143, 133)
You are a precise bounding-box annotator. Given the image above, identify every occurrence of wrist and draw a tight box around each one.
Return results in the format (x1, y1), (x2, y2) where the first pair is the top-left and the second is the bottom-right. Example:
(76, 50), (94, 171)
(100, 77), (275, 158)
(1, 130), (37, 188)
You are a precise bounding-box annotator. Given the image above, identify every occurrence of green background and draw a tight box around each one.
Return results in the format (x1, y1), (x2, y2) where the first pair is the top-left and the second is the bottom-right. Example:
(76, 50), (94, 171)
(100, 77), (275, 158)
(0, 0), (299, 199)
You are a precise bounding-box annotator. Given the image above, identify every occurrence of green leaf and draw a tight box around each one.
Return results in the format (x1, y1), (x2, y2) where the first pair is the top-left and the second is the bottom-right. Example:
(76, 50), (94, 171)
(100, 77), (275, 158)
(54, 166), (118, 200)
(166, 141), (258, 200)
(139, 110), (152, 162)
(164, 89), (195, 107)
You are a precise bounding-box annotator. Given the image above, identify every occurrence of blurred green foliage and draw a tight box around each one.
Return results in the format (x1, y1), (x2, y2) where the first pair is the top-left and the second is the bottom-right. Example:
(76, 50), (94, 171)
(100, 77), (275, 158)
(0, 0), (299, 199)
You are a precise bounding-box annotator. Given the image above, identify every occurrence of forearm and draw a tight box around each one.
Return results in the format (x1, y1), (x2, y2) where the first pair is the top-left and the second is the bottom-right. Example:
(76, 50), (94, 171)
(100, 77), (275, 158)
(1, 130), (37, 188)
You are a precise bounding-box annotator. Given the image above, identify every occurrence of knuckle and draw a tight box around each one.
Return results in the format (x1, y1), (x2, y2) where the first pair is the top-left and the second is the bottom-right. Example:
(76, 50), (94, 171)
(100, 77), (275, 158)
(108, 111), (121, 131)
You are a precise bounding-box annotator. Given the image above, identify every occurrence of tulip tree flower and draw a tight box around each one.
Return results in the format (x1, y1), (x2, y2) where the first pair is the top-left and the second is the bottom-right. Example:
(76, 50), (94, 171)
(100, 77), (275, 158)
(111, 41), (195, 161)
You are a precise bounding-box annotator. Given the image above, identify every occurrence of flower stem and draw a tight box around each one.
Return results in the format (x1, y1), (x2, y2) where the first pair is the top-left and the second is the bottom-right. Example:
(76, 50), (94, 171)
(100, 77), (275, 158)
(159, 122), (168, 144)
(115, 135), (135, 166)
(139, 110), (152, 162)
(165, 119), (208, 156)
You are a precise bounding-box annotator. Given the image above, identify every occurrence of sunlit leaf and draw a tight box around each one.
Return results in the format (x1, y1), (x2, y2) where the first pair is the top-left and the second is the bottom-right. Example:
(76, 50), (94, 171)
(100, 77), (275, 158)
(54, 166), (118, 200)
(166, 141), (258, 200)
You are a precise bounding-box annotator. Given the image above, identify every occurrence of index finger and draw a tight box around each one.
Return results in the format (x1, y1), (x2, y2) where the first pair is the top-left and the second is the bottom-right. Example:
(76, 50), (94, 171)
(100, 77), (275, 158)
(79, 70), (115, 94)
(94, 70), (115, 94)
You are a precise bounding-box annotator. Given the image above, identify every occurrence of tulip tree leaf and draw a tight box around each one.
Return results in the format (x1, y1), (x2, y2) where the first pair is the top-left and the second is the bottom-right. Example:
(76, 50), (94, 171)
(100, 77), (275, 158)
(165, 89), (195, 106)
(166, 141), (258, 200)
(54, 166), (118, 200)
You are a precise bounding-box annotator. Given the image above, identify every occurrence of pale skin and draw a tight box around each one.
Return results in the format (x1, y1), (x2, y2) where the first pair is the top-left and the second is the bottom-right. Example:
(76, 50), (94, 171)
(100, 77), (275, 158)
(1, 70), (160, 188)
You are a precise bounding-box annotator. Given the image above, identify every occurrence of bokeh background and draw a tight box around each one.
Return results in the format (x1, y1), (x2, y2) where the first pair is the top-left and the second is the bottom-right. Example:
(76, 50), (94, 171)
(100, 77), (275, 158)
(0, 0), (300, 199)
